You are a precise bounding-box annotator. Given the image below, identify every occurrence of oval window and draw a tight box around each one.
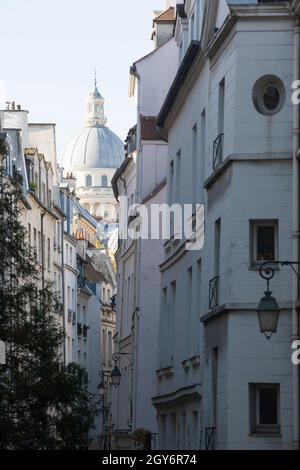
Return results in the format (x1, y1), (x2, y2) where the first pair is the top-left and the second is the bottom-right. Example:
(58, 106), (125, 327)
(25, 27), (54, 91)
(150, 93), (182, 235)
(252, 75), (285, 115)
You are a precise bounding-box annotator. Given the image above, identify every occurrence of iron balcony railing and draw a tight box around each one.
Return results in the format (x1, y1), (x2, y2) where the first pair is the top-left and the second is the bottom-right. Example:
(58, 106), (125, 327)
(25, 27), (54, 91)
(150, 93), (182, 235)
(213, 133), (224, 171)
(68, 309), (76, 324)
(209, 276), (220, 310)
(205, 427), (216, 450)
(54, 300), (63, 315)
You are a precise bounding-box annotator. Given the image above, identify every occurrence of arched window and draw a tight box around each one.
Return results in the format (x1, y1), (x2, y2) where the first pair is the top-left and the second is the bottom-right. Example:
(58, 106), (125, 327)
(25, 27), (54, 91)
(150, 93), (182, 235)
(101, 175), (108, 187)
(86, 175), (92, 187)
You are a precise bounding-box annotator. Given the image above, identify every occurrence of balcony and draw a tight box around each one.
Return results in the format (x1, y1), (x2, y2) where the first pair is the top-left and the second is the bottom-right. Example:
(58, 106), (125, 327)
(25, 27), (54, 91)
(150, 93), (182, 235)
(54, 300), (63, 315)
(213, 133), (224, 171)
(209, 276), (220, 310)
(67, 309), (75, 324)
(205, 427), (216, 450)
(77, 322), (83, 336)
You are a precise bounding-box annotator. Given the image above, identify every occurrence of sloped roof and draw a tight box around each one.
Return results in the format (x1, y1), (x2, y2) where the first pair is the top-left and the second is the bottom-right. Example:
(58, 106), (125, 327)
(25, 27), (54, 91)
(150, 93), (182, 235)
(154, 7), (175, 23)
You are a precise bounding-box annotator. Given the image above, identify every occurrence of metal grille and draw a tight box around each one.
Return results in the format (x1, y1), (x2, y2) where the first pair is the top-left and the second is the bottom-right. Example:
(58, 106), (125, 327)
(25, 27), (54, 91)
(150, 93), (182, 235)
(213, 133), (224, 171)
(209, 276), (220, 310)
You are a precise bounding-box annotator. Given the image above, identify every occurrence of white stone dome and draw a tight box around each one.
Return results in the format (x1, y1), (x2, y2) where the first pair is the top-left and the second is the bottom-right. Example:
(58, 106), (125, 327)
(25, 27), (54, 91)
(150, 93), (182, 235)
(60, 124), (124, 170)
(60, 79), (124, 171)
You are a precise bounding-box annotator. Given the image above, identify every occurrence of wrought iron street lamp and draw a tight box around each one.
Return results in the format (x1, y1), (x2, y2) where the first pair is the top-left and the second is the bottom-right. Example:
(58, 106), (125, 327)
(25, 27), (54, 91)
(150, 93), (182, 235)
(110, 352), (130, 387)
(257, 261), (300, 339)
(97, 371), (106, 397)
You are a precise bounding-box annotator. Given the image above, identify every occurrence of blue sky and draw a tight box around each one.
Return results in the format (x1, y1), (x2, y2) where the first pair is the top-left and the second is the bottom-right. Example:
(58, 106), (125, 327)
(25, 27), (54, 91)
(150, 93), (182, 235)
(0, 0), (166, 154)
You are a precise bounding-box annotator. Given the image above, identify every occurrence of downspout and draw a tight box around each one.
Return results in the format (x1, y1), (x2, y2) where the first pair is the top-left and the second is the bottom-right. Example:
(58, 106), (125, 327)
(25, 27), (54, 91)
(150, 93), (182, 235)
(131, 65), (142, 433)
(61, 217), (67, 366)
(41, 211), (46, 292)
(292, 19), (300, 450)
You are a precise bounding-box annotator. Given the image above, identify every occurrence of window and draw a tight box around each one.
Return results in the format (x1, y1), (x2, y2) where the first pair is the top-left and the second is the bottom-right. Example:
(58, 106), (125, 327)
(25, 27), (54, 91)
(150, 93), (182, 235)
(108, 331), (112, 366)
(218, 78), (225, 136)
(212, 347), (219, 427)
(47, 238), (51, 270)
(214, 218), (221, 276)
(169, 160), (174, 204)
(192, 411), (198, 450)
(58, 273), (61, 300)
(176, 150), (181, 203)
(200, 109), (206, 196)
(101, 175), (108, 187)
(249, 384), (280, 435)
(38, 231), (41, 264)
(171, 414), (177, 450)
(186, 267), (193, 357)
(28, 223), (31, 248)
(159, 415), (166, 450)
(253, 75), (285, 115)
(43, 235), (45, 267)
(190, 12), (195, 41)
(192, 124), (198, 205)
(70, 246), (72, 266)
(86, 175), (92, 187)
(42, 182), (46, 204)
(48, 189), (52, 206)
(251, 220), (278, 265)
(33, 228), (37, 259)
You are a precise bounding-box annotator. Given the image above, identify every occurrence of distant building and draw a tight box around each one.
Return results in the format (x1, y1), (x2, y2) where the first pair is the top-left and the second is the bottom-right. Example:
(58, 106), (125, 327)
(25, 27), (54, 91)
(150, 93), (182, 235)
(111, 1), (177, 450)
(60, 78), (124, 223)
(0, 102), (116, 448)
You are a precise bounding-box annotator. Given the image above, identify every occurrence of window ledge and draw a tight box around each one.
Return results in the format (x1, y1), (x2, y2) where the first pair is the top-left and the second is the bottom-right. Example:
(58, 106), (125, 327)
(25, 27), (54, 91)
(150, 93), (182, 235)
(249, 265), (280, 271)
(249, 432), (281, 438)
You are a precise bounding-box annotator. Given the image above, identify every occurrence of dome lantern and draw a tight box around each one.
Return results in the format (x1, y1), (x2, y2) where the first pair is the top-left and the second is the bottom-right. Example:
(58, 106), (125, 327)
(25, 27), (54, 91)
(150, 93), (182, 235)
(85, 71), (107, 127)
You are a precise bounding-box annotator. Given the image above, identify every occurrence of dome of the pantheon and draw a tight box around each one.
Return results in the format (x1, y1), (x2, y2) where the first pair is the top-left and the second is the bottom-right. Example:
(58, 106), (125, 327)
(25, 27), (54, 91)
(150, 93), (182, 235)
(60, 81), (124, 171)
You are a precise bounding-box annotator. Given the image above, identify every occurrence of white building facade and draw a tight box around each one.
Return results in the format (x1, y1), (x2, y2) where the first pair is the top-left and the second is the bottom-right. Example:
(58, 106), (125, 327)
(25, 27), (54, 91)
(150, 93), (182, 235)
(154, 0), (300, 450)
(111, 2), (178, 450)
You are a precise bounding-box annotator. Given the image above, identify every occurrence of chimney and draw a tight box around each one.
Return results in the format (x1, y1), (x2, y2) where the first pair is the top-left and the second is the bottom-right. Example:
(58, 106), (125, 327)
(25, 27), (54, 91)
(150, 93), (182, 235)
(165, 0), (175, 8)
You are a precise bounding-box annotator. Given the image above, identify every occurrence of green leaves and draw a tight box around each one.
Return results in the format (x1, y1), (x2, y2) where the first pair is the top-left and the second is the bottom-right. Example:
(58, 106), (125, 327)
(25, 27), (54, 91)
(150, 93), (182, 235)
(0, 169), (98, 450)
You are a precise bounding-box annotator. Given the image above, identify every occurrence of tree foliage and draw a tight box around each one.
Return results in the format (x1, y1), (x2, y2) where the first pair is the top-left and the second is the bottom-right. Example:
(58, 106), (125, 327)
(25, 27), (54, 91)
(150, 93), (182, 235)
(0, 166), (99, 449)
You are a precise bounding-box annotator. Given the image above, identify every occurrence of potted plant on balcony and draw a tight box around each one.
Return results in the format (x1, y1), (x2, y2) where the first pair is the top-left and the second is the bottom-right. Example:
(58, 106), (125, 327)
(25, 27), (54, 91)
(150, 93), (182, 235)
(83, 325), (90, 339)
(29, 181), (37, 192)
(132, 428), (152, 450)
(77, 322), (83, 336)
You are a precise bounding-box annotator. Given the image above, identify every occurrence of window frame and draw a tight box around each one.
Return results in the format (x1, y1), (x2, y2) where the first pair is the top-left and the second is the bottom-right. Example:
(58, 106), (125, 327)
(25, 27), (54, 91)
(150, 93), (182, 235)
(250, 219), (278, 267)
(249, 383), (281, 436)
(252, 75), (286, 116)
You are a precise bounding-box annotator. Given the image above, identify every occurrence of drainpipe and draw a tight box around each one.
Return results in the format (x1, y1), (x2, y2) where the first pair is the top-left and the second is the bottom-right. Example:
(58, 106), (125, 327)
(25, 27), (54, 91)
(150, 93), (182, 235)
(130, 65), (142, 433)
(61, 217), (67, 366)
(41, 211), (46, 292)
(292, 20), (300, 450)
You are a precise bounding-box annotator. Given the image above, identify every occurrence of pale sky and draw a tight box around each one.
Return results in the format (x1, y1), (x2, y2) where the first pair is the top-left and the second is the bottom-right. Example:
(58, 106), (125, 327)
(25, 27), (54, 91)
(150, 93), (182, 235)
(0, 0), (167, 154)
